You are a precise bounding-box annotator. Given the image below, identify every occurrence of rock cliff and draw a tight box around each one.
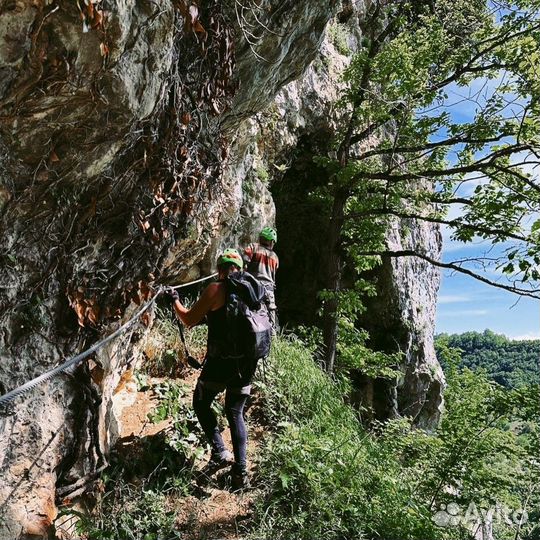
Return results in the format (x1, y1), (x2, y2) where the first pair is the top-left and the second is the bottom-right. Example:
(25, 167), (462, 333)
(248, 2), (444, 429)
(0, 0), (442, 537)
(0, 0), (337, 536)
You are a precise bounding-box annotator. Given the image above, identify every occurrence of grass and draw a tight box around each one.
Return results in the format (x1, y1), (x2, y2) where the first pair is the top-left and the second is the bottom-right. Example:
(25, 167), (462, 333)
(141, 307), (207, 377)
(73, 483), (181, 540)
(252, 338), (448, 540)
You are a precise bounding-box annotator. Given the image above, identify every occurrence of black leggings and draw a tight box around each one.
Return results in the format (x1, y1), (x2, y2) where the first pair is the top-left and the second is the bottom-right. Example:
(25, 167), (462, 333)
(193, 381), (249, 470)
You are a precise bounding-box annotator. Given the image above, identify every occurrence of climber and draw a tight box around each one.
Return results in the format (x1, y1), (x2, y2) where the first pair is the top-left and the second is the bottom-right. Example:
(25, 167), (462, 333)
(243, 226), (279, 333)
(166, 248), (262, 490)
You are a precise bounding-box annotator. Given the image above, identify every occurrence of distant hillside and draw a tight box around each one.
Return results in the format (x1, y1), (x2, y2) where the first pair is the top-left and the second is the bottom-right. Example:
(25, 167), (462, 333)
(435, 330), (540, 388)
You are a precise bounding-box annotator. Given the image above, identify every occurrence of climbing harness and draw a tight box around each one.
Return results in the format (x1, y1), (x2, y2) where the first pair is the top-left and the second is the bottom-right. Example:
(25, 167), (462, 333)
(0, 273), (217, 410)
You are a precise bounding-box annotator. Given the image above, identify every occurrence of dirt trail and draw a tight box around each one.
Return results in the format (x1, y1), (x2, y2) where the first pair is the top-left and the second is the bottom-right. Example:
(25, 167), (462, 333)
(117, 369), (266, 539)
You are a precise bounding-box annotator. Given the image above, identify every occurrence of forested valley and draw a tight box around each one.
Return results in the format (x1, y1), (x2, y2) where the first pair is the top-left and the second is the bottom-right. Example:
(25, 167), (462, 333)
(436, 330), (540, 389)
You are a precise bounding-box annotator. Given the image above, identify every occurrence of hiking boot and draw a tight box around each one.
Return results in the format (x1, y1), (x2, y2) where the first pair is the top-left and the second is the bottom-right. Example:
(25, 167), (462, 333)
(230, 464), (250, 491)
(206, 449), (234, 473)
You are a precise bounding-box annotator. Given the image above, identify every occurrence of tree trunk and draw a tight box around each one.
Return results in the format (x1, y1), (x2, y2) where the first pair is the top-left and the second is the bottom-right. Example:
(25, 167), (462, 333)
(322, 187), (348, 373)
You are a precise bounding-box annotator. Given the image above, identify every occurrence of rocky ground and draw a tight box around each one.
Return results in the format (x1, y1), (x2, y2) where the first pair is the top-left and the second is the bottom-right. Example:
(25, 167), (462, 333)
(120, 370), (265, 540)
(54, 321), (268, 539)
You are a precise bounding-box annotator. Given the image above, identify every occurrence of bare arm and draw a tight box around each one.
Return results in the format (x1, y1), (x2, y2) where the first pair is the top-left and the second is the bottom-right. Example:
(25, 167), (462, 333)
(172, 282), (224, 327)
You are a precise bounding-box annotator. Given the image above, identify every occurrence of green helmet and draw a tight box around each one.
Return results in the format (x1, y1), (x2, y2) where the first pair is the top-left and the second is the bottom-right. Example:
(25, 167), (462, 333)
(217, 248), (243, 269)
(259, 226), (277, 243)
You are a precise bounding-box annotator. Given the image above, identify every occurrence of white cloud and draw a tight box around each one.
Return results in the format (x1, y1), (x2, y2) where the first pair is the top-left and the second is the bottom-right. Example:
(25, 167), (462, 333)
(443, 237), (492, 254)
(438, 294), (471, 304)
(509, 332), (540, 341)
(438, 309), (489, 317)
(453, 177), (489, 199)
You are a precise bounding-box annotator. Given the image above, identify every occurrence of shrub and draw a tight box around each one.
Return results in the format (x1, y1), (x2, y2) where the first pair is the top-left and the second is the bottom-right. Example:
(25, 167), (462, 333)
(253, 337), (538, 540)
(254, 338), (440, 539)
(141, 308), (207, 377)
(149, 380), (208, 461)
(75, 484), (181, 540)
(328, 21), (351, 56)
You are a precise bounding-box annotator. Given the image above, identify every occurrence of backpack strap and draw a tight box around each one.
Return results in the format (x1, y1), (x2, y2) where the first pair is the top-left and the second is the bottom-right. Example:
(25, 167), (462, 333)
(226, 271), (265, 308)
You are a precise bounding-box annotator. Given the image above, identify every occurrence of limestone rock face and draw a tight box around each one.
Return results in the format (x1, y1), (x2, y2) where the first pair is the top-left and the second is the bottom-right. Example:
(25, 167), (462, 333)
(225, 0), (339, 125)
(360, 217), (444, 429)
(0, 0), (338, 537)
(0, 0), (443, 536)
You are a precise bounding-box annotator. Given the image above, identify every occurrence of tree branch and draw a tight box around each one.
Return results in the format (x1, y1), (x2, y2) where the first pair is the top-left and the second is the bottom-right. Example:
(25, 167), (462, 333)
(356, 250), (540, 299)
(347, 21), (540, 149)
(428, 20), (540, 92)
(339, 1), (411, 163)
(490, 164), (540, 196)
(356, 144), (532, 182)
(345, 208), (529, 242)
(356, 184), (477, 207)
(353, 133), (513, 162)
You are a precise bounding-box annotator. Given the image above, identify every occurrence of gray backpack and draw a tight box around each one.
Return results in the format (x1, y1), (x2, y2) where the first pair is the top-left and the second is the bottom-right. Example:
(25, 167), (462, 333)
(225, 271), (272, 362)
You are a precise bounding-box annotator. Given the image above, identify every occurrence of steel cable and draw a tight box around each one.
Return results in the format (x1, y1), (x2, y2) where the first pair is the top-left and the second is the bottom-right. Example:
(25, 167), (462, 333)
(0, 273), (217, 408)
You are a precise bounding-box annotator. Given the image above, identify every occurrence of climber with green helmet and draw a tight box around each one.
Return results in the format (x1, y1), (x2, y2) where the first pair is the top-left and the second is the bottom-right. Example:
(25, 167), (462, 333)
(243, 226), (279, 332)
(167, 248), (265, 490)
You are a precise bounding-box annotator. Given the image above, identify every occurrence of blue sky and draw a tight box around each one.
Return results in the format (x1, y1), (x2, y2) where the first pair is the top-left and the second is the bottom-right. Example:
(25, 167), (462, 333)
(436, 237), (540, 340)
(431, 77), (540, 340)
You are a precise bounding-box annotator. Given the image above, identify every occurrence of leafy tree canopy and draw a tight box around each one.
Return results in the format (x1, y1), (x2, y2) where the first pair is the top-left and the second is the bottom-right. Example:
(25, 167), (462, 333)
(316, 0), (540, 371)
(436, 330), (540, 388)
